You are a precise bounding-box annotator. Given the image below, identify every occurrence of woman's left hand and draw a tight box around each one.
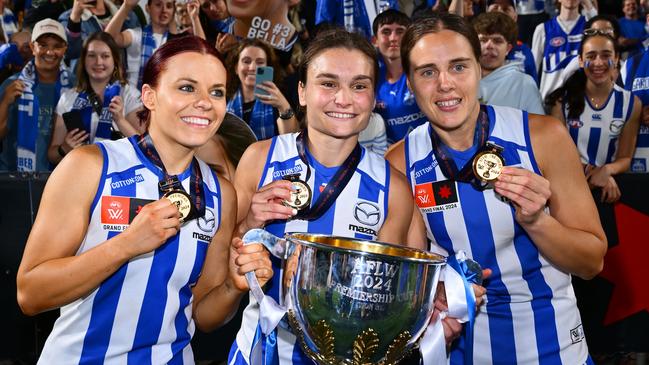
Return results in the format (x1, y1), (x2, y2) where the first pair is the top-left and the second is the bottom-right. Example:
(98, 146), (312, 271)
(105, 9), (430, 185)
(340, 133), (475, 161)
(494, 167), (552, 226)
(108, 95), (124, 122)
(586, 165), (612, 188)
(254, 81), (291, 113)
(600, 176), (621, 203)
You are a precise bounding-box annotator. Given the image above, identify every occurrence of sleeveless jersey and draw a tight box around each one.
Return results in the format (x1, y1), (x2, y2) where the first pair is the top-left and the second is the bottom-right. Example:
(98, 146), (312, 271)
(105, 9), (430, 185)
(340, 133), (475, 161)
(563, 85), (634, 166)
(404, 105), (589, 364)
(38, 137), (222, 365)
(630, 124), (649, 172)
(229, 133), (390, 365)
(622, 52), (649, 173)
(375, 71), (427, 144)
(541, 16), (586, 98)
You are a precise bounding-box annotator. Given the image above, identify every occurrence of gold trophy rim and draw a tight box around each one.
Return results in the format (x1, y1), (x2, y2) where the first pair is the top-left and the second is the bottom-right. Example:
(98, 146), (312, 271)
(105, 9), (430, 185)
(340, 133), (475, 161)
(285, 233), (445, 264)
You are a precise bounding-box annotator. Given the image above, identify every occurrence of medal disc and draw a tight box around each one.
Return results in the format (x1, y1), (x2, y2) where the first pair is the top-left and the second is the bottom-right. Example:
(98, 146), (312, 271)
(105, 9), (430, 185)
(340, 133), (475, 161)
(473, 151), (504, 182)
(164, 190), (193, 223)
(283, 180), (312, 210)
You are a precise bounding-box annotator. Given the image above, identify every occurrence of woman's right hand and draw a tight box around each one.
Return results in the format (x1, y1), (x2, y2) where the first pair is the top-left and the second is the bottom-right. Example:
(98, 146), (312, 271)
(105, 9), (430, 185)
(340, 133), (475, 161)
(120, 198), (181, 257)
(243, 179), (297, 231)
(61, 128), (89, 154)
(71, 0), (96, 22)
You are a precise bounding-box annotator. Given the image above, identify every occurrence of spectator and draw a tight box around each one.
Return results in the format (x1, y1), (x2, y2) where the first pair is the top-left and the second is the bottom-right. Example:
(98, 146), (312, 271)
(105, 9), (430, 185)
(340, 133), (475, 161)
(548, 31), (641, 202)
(487, 0), (539, 83)
(175, 0), (205, 36)
(0, 0), (19, 43)
(618, 0), (648, 54)
(315, 0), (398, 38)
(60, 0), (141, 62)
(106, 0), (202, 88)
(359, 112), (388, 154)
(621, 28), (649, 173)
(515, 0), (549, 46)
(532, 0), (597, 100)
(0, 19), (71, 172)
(474, 12), (544, 113)
(225, 38), (298, 140)
(48, 32), (143, 166)
(372, 9), (426, 144)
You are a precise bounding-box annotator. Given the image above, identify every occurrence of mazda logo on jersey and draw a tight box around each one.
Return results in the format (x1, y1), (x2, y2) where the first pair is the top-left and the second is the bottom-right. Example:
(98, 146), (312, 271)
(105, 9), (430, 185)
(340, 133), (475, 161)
(198, 207), (216, 233)
(354, 201), (381, 226)
(610, 120), (624, 135)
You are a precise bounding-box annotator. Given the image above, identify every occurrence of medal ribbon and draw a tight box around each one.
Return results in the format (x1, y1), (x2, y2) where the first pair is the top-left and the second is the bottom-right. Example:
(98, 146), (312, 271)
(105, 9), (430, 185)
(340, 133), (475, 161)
(429, 105), (493, 190)
(136, 133), (205, 220)
(293, 129), (362, 221)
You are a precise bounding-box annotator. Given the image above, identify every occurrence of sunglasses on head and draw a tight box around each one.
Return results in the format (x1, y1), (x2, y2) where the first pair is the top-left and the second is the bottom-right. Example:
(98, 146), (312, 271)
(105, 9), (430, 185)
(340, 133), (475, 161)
(583, 28), (615, 37)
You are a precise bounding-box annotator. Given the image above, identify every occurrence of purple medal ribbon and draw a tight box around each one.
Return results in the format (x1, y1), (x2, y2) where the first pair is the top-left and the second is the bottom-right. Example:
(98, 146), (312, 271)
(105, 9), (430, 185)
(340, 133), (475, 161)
(136, 133), (205, 221)
(293, 129), (362, 221)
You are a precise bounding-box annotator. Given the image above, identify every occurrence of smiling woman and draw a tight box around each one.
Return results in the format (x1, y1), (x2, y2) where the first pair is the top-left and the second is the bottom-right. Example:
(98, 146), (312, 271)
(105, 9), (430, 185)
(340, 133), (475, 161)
(16, 36), (273, 364)
(386, 12), (607, 364)
(227, 28), (415, 365)
(47, 32), (143, 166)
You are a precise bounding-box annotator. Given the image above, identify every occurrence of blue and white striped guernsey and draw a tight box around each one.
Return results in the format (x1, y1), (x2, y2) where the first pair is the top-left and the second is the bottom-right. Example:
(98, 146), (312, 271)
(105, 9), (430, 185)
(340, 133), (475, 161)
(38, 136), (222, 365)
(229, 133), (390, 365)
(563, 84), (634, 167)
(404, 105), (590, 364)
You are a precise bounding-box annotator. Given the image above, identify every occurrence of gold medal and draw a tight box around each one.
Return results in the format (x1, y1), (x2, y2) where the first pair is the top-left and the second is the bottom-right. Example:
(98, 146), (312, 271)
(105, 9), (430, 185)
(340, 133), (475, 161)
(472, 144), (505, 183)
(284, 179), (312, 210)
(164, 190), (194, 223)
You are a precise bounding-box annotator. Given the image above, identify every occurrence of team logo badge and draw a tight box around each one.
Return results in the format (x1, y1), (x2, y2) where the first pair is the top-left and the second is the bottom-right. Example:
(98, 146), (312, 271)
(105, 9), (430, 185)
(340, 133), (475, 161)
(550, 36), (565, 47)
(414, 180), (459, 213)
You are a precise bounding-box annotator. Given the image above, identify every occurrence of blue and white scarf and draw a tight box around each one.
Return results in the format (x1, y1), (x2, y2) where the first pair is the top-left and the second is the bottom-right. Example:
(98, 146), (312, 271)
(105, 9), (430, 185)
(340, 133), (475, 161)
(1, 9), (18, 41)
(227, 89), (276, 140)
(71, 82), (121, 143)
(138, 25), (167, 89)
(318, 0), (395, 38)
(16, 59), (71, 171)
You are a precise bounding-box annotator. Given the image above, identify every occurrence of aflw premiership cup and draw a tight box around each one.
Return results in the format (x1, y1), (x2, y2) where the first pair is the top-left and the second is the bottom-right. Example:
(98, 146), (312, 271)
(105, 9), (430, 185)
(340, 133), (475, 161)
(242, 229), (448, 365)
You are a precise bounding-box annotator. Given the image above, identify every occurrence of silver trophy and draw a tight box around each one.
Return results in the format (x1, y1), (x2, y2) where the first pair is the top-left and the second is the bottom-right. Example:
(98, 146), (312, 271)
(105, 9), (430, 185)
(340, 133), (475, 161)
(243, 230), (446, 365)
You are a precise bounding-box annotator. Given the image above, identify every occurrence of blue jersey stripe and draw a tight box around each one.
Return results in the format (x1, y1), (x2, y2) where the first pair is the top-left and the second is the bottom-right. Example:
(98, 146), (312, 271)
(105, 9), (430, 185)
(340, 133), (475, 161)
(89, 143), (109, 214)
(79, 230), (126, 364)
(586, 128), (601, 165)
(458, 184), (517, 364)
(169, 239), (209, 365)
(613, 90), (624, 118)
(512, 224), (562, 364)
(128, 235), (181, 365)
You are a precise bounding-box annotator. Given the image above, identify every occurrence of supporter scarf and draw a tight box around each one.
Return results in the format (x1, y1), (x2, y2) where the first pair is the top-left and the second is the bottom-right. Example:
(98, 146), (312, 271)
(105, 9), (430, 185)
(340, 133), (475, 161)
(227, 89), (276, 140)
(138, 25), (167, 89)
(71, 82), (121, 142)
(16, 59), (70, 171)
(1, 9), (17, 40)
(342, 0), (392, 37)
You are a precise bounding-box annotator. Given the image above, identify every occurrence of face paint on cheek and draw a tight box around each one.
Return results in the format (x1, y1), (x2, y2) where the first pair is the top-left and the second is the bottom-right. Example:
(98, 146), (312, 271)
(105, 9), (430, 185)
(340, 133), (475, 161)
(608, 59), (614, 68)
(584, 60), (591, 69)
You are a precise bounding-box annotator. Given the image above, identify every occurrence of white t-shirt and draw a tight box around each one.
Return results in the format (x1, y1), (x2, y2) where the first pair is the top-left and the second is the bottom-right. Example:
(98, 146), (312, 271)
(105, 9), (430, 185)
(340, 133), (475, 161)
(124, 28), (166, 88)
(55, 83), (142, 141)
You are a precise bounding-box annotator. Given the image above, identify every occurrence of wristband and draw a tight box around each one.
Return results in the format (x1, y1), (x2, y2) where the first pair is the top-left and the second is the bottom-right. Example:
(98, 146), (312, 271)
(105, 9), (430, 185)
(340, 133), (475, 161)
(278, 108), (294, 120)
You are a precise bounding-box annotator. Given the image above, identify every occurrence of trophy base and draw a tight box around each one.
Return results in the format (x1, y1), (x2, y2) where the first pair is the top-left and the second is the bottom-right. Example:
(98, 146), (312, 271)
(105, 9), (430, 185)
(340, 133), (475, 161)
(287, 310), (414, 365)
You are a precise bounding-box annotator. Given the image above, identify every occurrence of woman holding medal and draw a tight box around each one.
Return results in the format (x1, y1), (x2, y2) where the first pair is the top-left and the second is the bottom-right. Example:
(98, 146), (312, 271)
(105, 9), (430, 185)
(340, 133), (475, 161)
(227, 29), (417, 365)
(547, 31), (641, 203)
(48, 32), (144, 166)
(386, 12), (607, 364)
(16, 36), (273, 363)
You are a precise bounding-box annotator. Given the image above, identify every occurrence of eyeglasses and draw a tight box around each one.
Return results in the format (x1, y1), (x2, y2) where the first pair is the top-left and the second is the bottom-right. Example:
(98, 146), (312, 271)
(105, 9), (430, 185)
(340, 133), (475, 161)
(583, 28), (615, 37)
